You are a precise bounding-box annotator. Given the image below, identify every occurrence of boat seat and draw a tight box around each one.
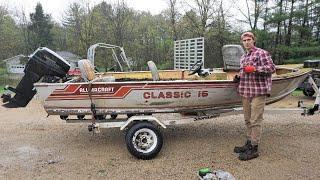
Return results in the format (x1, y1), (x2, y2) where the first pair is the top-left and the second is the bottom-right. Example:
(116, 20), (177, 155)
(78, 59), (115, 82)
(78, 59), (95, 81)
(147, 61), (160, 81)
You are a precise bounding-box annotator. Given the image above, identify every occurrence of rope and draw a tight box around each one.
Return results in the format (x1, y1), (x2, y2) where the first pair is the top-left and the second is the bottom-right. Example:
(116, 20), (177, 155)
(88, 82), (96, 125)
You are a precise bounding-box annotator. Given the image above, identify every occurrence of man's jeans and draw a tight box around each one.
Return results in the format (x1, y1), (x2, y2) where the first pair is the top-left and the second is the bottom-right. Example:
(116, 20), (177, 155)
(242, 95), (266, 145)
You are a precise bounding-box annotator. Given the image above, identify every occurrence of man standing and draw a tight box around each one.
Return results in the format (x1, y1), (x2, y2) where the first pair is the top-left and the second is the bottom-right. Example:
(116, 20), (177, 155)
(234, 32), (276, 161)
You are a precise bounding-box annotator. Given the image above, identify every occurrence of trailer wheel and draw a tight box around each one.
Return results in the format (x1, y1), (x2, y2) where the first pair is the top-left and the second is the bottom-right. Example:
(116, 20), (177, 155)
(303, 88), (315, 97)
(125, 122), (163, 160)
(77, 115), (85, 120)
(127, 113), (136, 118)
(110, 114), (118, 119)
(94, 115), (106, 120)
(60, 115), (68, 120)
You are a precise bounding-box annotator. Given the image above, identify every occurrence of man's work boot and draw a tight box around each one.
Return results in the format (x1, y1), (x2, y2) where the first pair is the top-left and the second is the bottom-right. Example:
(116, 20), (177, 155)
(234, 140), (251, 153)
(238, 144), (259, 161)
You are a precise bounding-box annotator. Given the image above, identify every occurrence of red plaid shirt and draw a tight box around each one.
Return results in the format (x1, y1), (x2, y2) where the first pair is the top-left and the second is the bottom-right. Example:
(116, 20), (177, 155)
(237, 46), (276, 98)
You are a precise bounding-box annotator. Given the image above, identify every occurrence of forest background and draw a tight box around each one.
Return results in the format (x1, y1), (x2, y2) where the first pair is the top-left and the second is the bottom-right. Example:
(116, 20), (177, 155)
(0, 0), (319, 71)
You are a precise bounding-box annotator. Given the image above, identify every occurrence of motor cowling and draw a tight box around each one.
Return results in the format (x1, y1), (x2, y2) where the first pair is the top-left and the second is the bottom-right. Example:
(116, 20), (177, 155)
(1, 47), (70, 107)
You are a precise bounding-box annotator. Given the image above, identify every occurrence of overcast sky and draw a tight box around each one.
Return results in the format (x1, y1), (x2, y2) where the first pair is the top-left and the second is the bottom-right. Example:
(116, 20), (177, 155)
(0, 0), (249, 30)
(1, 0), (169, 21)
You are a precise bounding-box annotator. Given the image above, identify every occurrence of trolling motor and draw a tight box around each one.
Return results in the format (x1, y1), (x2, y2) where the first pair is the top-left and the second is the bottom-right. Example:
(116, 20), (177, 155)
(1, 47), (70, 108)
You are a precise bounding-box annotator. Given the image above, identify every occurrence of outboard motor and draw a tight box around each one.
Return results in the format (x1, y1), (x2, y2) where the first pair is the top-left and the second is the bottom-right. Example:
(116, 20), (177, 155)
(1, 47), (70, 107)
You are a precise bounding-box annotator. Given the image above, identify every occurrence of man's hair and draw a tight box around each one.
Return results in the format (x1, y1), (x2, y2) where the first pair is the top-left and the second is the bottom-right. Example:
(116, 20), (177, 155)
(241, 32), (255, 41)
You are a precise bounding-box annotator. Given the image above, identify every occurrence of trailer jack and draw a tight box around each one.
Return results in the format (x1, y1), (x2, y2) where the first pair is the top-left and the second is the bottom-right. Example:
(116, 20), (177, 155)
(88, 123), (100, 134)
(299, 75), (320, 116)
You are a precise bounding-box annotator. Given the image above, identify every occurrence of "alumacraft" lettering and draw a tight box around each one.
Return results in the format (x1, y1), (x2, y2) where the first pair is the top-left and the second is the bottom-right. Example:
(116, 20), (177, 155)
(79, 87), (114, 93)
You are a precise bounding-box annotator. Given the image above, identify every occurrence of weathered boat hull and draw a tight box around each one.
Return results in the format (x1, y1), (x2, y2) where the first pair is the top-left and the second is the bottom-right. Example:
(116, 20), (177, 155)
(34, 68), (310, 116)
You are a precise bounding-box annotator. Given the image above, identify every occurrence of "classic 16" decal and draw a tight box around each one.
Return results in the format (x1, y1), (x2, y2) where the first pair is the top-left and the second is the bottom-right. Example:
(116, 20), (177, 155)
(143, 91), (208, 99)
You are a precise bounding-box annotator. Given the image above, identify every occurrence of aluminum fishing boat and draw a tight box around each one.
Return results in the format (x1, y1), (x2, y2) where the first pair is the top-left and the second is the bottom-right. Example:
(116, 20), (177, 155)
(1, 45), (311, 117)
(34, 63), (310, 117)
(1, 45), (312, 160)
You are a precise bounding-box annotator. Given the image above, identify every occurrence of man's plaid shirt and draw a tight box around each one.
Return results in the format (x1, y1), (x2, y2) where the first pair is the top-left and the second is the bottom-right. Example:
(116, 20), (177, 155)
(237, 46), (276, 98)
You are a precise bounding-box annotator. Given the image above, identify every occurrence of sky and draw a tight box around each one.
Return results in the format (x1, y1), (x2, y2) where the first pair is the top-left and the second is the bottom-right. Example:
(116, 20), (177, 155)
(0, 0), (169, 22)
(0, 0), (249, 30)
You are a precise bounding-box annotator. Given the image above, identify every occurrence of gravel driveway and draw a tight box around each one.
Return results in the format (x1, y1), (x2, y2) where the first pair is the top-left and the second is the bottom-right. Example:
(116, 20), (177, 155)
(0, 95), (320, 180)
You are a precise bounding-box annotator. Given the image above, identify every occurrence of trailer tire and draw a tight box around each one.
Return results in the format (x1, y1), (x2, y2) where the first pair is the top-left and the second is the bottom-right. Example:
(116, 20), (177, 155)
(127, 113), (136, 118)
(110, 114), (118, 119)
(125, 122), (163, 160)
(77, 115), (85, 120)
(303, 88), (315, 97)
(60, 115), (68, 120)
(94, 115), (106, 120)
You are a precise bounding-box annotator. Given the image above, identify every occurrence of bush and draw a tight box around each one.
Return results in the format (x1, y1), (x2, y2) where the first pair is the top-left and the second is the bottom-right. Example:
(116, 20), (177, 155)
(284, 56), (320, 64)
(277, 45), (320, 60)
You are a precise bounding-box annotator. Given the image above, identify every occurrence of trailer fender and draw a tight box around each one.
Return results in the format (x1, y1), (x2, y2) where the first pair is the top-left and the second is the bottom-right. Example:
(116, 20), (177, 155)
(120, 116), (166, 131)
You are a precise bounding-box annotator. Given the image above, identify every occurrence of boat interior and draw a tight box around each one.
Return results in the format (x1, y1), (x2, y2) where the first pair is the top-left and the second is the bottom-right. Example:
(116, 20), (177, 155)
(75, 60), (308, 83)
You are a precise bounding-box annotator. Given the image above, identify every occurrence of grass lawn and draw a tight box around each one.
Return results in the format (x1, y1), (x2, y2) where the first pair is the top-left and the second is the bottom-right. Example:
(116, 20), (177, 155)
(0, 85), (5, 94)
(284, 56), (320, 64)
(291, 89), (303, 97)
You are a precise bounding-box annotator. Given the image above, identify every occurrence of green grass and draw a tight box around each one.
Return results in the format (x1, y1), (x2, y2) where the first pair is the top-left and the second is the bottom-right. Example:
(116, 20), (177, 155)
(0, 67), (6, 75)
(0, 85), (5, 94)
(291, 89), (303, 97)
(284, 56), (320, 64)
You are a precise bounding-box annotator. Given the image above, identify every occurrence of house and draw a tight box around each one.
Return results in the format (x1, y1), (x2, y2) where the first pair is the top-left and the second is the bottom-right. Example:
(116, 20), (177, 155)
(3, 51), (81, 74)
(56, 51), (81, 70)
(3, 55), (28, 74)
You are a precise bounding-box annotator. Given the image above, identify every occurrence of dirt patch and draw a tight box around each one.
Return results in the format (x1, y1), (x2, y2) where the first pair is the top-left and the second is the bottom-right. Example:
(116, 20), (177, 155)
(0, 94), (320, 180)
(268, 93), (315, 108)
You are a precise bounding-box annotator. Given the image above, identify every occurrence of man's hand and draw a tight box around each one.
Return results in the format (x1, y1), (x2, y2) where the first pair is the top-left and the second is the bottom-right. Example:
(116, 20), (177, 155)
(233, 75), (240, 83)
(244, 66), (256, 73)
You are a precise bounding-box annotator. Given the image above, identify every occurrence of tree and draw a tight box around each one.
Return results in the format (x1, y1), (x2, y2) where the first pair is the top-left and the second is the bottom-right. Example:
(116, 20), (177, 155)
(63, 2), (85, 55)
(166, 0), (180, 40)
(106, 1), (133, 47)
(91, 1), (113, 43)
(275, 0), (284, 46)
(0, 6), (25, 60)
(314, 0), (320, 41)
(235, 0), (266, 30)
(0, 6), (8, 27)
(183, 0), (217, 37)
(285, 0), (295, 46)
(27, 3), (53, 50)
(179, 10), (201, 38)
(51, 23), (67, 51)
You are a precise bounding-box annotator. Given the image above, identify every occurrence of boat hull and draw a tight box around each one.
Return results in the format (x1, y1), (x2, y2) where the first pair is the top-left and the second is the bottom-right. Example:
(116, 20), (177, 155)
(34, 70), (310, 115)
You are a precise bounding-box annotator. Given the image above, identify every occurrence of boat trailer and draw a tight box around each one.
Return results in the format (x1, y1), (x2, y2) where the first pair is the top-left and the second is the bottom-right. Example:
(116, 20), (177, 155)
(60, 97), (318, 160)
(61, 108), (238, 160)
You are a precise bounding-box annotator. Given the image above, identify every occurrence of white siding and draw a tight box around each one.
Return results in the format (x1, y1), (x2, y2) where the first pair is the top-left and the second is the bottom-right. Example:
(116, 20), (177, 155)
(8, 65), (25, 74)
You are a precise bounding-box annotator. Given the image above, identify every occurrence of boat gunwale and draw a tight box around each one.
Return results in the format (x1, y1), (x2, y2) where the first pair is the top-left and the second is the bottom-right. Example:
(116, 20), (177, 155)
(34, 67), (311, 87)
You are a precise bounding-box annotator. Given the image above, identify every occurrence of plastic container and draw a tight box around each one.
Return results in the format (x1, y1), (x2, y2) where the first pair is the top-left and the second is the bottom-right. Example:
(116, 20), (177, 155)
(198, 168), (235, 180)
